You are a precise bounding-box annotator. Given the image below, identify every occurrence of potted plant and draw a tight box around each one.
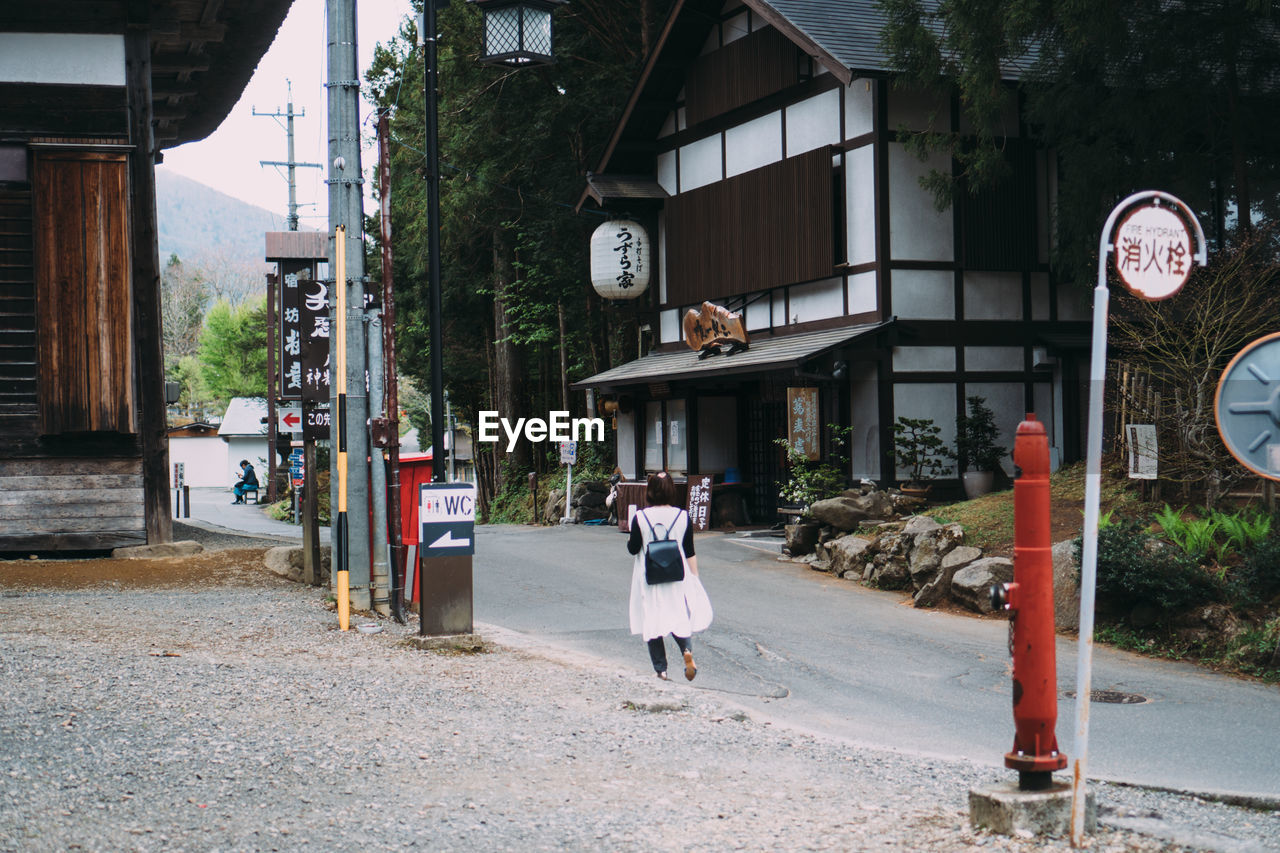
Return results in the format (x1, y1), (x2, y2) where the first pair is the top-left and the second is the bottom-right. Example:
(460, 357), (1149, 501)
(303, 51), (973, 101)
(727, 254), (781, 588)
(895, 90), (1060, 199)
(890, 416), (950, 495)
(953, 395), (1006, 499)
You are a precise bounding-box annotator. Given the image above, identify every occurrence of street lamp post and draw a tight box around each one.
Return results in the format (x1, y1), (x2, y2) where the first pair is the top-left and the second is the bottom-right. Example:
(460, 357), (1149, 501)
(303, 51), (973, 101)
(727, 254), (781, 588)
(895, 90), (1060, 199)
(419, 0), (562, 635)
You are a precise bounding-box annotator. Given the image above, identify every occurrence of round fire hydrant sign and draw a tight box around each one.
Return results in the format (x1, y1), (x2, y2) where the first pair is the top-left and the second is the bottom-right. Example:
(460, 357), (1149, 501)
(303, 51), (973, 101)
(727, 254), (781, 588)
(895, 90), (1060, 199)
(1114, 203), (1194, 300)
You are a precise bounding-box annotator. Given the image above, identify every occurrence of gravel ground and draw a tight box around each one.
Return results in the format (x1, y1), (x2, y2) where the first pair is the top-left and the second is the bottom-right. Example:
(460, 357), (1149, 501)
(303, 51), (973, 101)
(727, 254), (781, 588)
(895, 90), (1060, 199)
(2, 538), (1277, 853)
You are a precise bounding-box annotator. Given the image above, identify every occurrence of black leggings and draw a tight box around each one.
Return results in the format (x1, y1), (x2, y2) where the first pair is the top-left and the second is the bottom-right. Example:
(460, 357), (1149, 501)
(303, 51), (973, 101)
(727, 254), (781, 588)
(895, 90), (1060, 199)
(647, 634), (692, 674)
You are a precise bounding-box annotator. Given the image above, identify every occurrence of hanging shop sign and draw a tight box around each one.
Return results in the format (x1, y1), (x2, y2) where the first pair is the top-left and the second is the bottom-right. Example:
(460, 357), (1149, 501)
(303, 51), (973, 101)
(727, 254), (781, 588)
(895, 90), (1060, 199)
(683, 301), (749, 356)
(590, 219), (650, 300)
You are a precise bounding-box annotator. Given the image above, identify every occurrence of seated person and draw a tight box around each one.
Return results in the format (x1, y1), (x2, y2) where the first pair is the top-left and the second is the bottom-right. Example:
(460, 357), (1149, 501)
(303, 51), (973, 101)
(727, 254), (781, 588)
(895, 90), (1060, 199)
(232, 459), (259, 504)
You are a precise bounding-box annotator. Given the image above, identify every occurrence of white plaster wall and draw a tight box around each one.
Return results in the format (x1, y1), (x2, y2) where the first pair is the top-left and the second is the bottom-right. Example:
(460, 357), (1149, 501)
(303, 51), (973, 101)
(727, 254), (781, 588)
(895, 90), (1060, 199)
(679, 135), (723, 192)
(725, 112), (782, 178)
(785, 89), (841, 157)
(964, 272), (1023, 320)
(697, 396), (739, 472)
(723, 10), (750, 44)
(887, 85), (949, 133)
(850, 362), (880, 479)
(892, 382), (957, 478)
(892, 269), (954, 320)
(657, 150), (677, 195)
(787, 278), (844, 324)
(168, 437), (228, 488)
(889, 145), (954, 261)
(225, 439), (270, 489)
(660, 308), (680, 344)
(845, 145), (876, 266)
(1058, 285), (1089, 321)
(893, 346), (955, 372)
(0, 33), (124, 85)
(744, 294), (771, 331)
(964, 382), (1026, 475)
(772, 290), (786, 326)
(845, 79), (874, 138)
(1031, 272), (1051, 321)
(658, 211), (668, 304)
(848, 271), (877, 315)
(1032, 381), (1062, 472)
(616, 411), (636, 479)
(660, 112), (677, 138)
(965, 346), (1023, 372)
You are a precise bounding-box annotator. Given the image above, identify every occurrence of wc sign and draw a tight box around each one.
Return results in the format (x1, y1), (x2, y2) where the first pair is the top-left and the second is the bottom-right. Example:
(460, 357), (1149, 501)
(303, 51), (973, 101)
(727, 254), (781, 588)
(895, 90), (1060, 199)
(418, 483), (477, 557)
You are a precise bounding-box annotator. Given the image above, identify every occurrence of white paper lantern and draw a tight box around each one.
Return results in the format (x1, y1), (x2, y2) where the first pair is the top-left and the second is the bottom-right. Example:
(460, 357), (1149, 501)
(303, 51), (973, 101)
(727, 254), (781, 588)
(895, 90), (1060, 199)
(590, 219), (650, 300)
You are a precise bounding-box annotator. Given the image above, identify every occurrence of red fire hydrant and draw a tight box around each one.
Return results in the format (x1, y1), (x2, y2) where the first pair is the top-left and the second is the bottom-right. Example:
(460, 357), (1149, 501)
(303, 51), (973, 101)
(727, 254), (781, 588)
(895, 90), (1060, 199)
(991, 414), (1067, 790)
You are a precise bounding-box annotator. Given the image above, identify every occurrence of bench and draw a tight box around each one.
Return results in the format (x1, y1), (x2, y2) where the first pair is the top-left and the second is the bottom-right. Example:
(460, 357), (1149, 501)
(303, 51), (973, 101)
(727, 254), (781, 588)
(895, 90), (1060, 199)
(240, 486), (259, 505)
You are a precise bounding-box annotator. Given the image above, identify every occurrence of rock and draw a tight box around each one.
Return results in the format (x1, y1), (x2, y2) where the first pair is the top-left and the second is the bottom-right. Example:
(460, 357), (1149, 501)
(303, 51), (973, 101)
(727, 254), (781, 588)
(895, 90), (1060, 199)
(573, 506), (608, 523)
(111, 540), (203, 559)
(807, 497), (870, 531)
(867, 532), (912, 589)
(813, 542), (829, 563)
(906, 525), (962, 591)
(264, 546), (303, 582)
(901, 515), (942, 536)
(784, 523), (820, 557)
(576, 490), (606, 509)
(827, 536), (874, 577)
(1051, 539), (1080, 632)
(913, 546), (983, 608)
(951, 557), (1015, 613)
(542, 489), (566, 524)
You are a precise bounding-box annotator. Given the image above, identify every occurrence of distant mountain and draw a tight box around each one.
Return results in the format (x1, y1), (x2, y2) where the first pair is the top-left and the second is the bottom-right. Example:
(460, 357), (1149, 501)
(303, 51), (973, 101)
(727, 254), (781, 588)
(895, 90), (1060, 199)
(155, 168), (305, 270)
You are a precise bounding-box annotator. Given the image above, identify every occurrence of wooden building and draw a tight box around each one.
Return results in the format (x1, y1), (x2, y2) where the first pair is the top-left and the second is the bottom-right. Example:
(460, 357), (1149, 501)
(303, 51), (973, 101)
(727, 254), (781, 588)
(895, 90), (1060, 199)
(0, 1), (294, 551)
(575, 0), (1091, 518)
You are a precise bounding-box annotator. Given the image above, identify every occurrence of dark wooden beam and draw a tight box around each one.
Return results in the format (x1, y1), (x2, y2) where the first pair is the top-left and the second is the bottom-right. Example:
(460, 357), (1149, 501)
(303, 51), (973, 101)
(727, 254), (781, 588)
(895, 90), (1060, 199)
(125, 26), (172, 545)
(0, 83), (128, 137)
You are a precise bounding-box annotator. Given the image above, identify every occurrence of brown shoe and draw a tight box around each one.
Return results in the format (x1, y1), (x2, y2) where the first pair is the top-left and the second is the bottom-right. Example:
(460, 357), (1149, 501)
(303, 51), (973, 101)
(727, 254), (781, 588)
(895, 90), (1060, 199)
(683, 650), (697, 681)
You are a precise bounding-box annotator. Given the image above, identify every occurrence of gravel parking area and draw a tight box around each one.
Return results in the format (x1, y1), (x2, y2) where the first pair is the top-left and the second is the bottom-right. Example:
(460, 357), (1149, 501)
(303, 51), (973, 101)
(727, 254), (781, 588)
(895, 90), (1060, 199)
(2, 544), (1277, 852)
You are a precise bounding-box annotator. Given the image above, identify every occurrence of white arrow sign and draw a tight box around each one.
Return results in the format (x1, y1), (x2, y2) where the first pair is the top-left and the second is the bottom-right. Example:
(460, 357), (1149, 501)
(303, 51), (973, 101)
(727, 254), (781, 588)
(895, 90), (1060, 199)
(428, 530), (471, 549)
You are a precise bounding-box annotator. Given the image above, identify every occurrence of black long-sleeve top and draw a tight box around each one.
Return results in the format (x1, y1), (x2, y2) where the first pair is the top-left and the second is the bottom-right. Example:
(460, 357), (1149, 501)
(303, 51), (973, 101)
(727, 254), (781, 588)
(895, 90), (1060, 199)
(627, 506), (696, 556)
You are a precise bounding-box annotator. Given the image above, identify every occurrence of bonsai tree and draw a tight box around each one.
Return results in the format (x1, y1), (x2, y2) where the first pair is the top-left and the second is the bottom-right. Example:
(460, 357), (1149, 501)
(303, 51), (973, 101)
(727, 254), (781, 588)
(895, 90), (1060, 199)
(890, 417), (951, 486)
(953, 396), (1006, 472)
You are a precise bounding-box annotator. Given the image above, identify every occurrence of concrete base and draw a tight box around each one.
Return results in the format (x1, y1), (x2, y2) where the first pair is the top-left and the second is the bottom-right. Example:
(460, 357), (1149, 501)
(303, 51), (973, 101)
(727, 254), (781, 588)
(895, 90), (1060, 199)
(969, 781), (1095, 838)
(406, 633), (485, 653)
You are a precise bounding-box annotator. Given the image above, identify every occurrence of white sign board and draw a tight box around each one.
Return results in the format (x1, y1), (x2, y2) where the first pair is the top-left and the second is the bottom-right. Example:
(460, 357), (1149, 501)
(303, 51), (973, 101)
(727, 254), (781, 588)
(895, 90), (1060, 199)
(277, 405), (303, 433)
(559, 441), (578, 465)
(419, 483), (476, 557)
(1126, 424), (1158, 479)
(1114, 204), (1194, 300)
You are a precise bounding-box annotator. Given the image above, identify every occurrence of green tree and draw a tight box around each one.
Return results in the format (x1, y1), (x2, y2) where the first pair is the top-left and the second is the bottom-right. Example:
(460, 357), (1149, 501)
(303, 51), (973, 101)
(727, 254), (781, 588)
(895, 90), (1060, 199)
(197, 296), (268, 403)
(877, 0), (1280, 282)
(365, 1), (672, 510)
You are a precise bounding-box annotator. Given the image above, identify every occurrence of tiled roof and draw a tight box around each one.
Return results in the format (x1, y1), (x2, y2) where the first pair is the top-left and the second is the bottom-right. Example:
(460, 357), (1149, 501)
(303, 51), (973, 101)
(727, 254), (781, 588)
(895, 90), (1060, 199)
(572, 321), (890, 390)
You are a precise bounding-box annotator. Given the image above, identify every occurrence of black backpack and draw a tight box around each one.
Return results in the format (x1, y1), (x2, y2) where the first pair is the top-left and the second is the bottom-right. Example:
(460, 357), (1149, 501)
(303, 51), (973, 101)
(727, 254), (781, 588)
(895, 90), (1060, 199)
(640, 510), (685, 585)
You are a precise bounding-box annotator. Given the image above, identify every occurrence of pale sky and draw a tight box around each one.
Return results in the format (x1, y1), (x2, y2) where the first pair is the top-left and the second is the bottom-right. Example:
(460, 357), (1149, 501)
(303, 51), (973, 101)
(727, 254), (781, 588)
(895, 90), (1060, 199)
(158, 0), (413, 226)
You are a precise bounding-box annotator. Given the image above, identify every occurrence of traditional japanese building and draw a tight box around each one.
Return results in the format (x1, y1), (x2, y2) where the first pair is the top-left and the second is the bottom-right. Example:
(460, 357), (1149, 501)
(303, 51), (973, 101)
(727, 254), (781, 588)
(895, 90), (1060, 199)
(0, 1), (294, 550)
(575, 0), (1090, 519)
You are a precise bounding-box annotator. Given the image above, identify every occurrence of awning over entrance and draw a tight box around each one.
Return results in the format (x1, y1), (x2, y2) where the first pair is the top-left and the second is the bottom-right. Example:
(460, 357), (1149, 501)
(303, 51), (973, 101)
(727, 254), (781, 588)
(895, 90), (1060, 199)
(573, 321), (891, 391)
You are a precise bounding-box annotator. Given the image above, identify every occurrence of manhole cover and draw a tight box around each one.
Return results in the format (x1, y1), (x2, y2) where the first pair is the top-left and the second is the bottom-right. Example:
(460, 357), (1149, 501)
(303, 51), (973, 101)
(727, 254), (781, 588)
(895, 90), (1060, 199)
(1063, 689), (1148, 705)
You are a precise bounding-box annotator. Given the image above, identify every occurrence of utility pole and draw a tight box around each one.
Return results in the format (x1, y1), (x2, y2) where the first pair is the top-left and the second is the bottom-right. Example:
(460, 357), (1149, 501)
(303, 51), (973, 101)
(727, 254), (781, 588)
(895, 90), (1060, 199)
(327, 0), (372, 612)
(254, 81), (323, 232)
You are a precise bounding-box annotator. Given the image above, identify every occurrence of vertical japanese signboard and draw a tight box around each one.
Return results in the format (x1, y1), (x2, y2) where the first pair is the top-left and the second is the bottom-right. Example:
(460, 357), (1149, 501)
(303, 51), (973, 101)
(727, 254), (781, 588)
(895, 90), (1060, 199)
(787, 387), (819, 461)
(300, 274), (331, 440)
(278, 269), (304, 399)
(686, 473), (713, 532)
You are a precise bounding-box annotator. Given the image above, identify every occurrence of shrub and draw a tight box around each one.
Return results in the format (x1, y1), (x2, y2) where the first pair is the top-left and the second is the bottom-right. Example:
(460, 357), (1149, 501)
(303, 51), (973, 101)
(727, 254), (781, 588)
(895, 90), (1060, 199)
(1083, 520), (1220, 616)
(890, 417), (951, 484)
(1239, 534), (1280, 604)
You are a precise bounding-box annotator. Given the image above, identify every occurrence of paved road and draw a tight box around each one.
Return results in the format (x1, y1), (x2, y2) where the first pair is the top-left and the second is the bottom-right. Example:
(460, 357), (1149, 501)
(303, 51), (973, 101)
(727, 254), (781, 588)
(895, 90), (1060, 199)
(471, 523), (1280, 800)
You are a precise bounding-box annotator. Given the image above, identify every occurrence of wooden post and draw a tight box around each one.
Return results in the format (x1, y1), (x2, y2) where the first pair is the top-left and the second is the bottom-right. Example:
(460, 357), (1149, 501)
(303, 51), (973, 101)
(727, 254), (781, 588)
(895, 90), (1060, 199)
(125, 21), (172, 544)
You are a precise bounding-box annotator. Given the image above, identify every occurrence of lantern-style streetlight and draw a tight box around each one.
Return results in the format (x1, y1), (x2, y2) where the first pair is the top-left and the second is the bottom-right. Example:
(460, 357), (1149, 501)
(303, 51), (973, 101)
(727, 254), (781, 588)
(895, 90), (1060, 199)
(417, 0), (562, 636)
(473, 0), (567, 67)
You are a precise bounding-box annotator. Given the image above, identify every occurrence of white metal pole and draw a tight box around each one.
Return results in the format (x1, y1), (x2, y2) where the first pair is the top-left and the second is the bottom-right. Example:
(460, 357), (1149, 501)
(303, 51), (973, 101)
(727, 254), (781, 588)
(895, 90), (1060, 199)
(1071, 191), (1206, 846)
(563, 461), (573, 524)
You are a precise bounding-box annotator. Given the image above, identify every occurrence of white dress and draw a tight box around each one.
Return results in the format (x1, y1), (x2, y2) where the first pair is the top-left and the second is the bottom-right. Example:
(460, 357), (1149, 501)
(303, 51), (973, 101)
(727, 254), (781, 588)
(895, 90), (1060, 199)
(628, 504), (714, 641)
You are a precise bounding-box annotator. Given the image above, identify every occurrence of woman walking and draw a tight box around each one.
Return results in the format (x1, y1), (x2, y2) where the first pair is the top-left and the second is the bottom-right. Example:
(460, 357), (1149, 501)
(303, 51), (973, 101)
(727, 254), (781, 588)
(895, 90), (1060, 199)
(627, 471), (713, 680)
